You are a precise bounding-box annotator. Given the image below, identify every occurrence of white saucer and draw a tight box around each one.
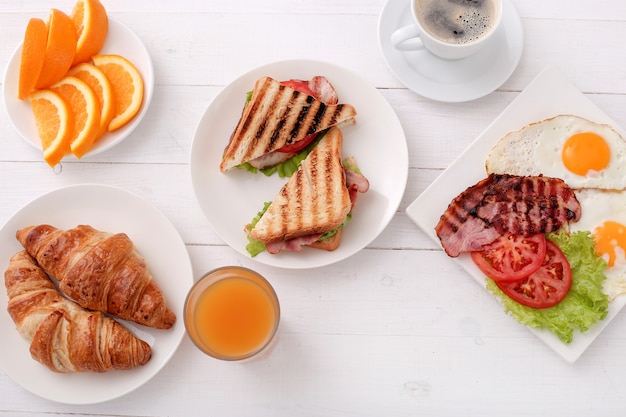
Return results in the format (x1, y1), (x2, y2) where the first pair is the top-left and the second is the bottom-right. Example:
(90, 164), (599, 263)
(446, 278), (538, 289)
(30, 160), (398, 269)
(378, 0), (524, 103)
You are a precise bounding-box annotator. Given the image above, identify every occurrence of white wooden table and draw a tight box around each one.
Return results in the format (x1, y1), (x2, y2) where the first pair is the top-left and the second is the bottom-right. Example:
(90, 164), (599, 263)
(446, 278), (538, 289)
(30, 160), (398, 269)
(2, 0), (626, 415)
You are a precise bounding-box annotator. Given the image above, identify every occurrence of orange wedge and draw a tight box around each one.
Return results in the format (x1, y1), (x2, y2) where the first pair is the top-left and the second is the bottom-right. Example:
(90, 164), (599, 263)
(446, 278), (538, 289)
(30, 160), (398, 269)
(35, 9), (77, 90)
(50, 76), (101, 158)
(71, 0), (108, 65)
(92, 54), (144, 132)
(68, 63), (115, 138)
(18, 18), (48, 100)
(29, 89), (74, 167)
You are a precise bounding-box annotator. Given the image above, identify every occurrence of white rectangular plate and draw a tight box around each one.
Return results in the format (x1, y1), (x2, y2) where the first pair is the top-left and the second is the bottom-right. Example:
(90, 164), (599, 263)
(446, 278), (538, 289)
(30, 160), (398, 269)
(405, 66), (626, 363)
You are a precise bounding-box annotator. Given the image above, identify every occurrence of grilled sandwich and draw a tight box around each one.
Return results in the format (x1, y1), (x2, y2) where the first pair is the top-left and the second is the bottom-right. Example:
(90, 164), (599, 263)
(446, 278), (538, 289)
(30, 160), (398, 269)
(246, 127), (369, 255)
(220, 76), (357, 174)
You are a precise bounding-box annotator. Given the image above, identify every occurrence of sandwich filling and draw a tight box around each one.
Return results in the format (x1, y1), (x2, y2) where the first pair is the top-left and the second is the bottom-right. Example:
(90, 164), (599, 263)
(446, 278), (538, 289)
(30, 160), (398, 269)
(220, 76), (357, 176)
(244, 127), (369, 256)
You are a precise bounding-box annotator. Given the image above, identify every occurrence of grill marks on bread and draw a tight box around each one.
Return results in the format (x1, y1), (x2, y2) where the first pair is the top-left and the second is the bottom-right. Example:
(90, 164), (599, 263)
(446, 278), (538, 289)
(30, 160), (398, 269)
(220, 77), (356, 172)
(249, 127), (351, 243)
(435, 174), (582, 257)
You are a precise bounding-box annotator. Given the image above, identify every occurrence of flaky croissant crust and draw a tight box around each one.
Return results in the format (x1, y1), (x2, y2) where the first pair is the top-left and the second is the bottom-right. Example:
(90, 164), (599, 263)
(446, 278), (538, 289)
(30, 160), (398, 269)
(16, 224), (176, 329)
(4, 251), (152, 373)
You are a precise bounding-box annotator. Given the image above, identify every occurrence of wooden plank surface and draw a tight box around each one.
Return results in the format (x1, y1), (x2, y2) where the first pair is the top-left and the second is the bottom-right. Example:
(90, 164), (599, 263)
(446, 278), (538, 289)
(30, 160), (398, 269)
(1, 0), (626, 416)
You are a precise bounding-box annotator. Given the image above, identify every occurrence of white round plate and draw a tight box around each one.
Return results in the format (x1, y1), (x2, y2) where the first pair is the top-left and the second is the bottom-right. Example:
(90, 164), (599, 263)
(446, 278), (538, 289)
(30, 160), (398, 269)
(0, 184), (192, 404)
(2, 18), (154, 158)
(378, 0), (524, 103)
(190, 59), (408, 269)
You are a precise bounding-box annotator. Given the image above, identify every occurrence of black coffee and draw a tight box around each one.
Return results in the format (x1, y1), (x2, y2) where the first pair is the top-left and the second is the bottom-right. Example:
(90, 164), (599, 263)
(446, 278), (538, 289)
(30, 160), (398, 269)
(415, 0), (498, 45)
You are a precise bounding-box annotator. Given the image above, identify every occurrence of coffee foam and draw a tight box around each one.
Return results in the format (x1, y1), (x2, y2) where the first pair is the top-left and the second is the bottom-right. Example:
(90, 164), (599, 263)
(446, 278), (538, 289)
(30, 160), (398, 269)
(416, 0), (498, 45)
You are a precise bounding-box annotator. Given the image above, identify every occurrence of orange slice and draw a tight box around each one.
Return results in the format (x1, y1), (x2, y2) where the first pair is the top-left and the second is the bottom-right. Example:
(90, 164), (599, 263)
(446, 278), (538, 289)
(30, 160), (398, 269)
(92, 54), (144, 132)
(35, 9), (77, 90)
(18, 18), (48, 100)
(71, 0), (108, 65)
(29, 89), (74, 167)
(67, 62), (115, 138)
(50, 76), (101, 158)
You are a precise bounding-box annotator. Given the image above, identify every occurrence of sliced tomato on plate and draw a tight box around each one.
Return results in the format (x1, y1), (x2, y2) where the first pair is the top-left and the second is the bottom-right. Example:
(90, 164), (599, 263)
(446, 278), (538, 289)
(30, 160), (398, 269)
(495, 240), (572, 309)
(471, 233), (547, 282)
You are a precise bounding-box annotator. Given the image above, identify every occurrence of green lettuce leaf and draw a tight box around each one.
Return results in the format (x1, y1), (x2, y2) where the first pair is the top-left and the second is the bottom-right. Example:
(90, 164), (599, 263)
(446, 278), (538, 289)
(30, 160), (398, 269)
(485, 230), (609, 344)
(237, 130), (327, 178)
(245, 202), (271, 257)
(319, 213), (352, 241)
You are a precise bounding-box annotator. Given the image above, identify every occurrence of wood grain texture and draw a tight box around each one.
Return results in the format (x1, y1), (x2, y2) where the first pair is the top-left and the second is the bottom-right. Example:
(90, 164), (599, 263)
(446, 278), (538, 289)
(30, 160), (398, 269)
(2, 0), (626, 416)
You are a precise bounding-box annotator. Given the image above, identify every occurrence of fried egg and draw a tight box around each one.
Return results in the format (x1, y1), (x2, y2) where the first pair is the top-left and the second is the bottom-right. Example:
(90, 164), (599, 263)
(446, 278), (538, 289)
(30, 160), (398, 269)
(486, 115), (626, 190)
(570, 189), (626, 300)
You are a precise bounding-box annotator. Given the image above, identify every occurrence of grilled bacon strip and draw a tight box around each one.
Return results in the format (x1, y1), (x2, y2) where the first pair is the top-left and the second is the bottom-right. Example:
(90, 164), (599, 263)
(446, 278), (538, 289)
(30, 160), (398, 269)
(435, 174), (581, 257)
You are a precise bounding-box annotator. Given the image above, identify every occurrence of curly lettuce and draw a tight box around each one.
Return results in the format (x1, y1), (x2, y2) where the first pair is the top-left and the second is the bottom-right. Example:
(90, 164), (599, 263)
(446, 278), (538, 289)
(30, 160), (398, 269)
(245, 202), (271, 257)
(485, 231), (609, 343)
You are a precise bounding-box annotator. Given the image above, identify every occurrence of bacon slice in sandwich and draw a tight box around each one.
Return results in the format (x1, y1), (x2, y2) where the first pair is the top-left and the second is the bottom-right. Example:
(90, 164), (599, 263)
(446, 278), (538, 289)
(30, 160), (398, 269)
(220, 76), (357, 173)
(246, 127), (369, 255)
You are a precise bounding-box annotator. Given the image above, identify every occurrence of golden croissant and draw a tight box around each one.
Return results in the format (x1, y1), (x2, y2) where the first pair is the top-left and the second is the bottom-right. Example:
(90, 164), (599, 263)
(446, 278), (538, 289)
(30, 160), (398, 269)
(16, 224), (176, 329)
(4, 251), (152, 372)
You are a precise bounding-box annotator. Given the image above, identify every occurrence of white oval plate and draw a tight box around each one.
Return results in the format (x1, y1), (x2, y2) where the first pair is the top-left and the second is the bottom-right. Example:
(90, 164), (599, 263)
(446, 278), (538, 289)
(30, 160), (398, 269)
(0, 184), (192, 404)
(190, 59), (408, 269)
(2, 18), (154, 159)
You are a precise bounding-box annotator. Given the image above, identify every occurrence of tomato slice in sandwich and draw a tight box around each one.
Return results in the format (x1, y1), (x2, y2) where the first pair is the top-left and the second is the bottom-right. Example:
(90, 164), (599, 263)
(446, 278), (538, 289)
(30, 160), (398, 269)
(495, 240), (572, 309)
(274, 79), (321, 154)
(471, 233), (547, 282)
(281, 79), (317, 97)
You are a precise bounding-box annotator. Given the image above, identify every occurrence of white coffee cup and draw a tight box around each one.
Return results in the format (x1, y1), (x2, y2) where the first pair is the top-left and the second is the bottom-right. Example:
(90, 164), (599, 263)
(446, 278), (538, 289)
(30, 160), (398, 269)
(391, 0), (503, 60)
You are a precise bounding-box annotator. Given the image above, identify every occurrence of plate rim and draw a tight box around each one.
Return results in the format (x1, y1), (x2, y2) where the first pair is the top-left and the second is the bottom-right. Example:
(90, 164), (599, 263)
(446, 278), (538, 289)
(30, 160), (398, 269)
(189, 58), (409, 269)
(0, 183), (192, 404)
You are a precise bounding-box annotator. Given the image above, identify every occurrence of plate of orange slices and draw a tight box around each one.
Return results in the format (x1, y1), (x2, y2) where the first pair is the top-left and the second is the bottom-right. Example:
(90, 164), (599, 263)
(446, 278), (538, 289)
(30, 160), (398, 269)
(2, 0), (154, 167)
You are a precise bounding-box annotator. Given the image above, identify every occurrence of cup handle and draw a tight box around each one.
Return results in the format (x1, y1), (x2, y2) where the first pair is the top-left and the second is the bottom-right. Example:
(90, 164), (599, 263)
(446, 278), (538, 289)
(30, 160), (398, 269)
(391, 24), (425, 51)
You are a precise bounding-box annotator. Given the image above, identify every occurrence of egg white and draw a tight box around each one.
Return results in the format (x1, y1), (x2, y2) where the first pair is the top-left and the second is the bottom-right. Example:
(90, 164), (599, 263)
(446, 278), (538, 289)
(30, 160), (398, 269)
(570, 189), (626, 300)
(486, 115), (626, 190)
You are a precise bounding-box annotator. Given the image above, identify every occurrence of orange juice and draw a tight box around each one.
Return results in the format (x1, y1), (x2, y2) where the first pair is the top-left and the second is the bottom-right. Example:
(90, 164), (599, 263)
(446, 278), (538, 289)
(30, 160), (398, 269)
(184, 267), (280, 361)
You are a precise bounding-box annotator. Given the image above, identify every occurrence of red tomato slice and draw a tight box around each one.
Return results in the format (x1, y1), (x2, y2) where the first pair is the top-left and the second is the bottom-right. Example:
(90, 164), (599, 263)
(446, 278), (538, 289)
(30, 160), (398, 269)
(276, 132), (318, 153)
(276, 80), (320, 154)
(471, 233), (547, 282)
(281, 79), (317, 97)
(495, 240), (572, 309)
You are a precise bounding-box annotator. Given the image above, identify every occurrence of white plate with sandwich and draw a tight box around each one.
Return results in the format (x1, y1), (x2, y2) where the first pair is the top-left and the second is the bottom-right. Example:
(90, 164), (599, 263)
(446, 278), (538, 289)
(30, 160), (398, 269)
(190, 59), (408, 269)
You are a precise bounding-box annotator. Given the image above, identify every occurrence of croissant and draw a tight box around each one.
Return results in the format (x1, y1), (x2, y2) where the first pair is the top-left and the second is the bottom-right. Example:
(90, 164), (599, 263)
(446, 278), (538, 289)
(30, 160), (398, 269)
(4, 251), (152, 372)
(16, 224), (176, 329)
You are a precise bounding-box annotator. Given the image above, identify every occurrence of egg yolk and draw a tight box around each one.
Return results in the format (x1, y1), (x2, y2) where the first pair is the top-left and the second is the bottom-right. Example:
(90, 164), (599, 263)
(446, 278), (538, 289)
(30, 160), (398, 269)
(593, 220), (626, 267)
(561, 132), (610, 176)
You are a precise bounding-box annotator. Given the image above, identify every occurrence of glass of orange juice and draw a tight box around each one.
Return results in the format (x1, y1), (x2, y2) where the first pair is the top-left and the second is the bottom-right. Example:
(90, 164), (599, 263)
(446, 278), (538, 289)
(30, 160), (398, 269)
(184, 266), (280, 361)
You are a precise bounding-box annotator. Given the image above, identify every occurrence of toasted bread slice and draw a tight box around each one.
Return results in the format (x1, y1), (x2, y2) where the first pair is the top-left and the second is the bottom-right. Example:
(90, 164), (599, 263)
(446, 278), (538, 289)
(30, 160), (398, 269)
(307, 228), (343, 251)
(249, 127), (351, 244)
(220, 76), (357, 172)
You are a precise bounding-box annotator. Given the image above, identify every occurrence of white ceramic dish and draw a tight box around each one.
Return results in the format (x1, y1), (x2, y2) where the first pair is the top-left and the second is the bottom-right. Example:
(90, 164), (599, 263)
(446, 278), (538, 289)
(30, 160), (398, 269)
(406, 66), (626, 363)
(190, 59), (408, 269)
(2, 18), (154, 159)
(0, 184), (192, 404)
(378, 0), (524, 103)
